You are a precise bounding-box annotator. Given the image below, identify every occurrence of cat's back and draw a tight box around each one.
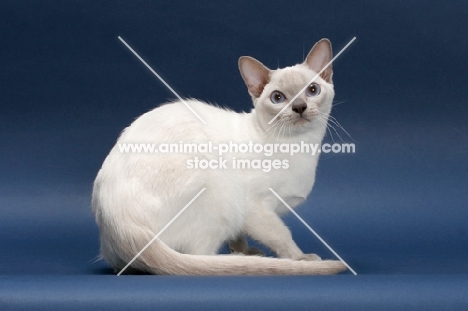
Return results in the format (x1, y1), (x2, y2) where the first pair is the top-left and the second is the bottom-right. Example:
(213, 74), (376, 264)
(95, 99), (249, 191)
(119, 99), (246, 144)
(93, 99), (248, 212)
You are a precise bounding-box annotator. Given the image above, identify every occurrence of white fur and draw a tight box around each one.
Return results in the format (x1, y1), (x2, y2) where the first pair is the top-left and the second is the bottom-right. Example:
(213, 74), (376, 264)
(92, 39), (346, 275)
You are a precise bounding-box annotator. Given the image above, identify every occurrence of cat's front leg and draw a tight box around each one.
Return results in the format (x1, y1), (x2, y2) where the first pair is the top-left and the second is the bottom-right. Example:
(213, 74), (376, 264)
(227, 234), (265, 256)
(243, 202), (321, 261)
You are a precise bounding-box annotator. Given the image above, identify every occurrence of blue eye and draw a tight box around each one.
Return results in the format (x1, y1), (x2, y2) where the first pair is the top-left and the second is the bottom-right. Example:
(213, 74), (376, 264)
(270, 91), (286, 104)
(306, 83), (321, 97)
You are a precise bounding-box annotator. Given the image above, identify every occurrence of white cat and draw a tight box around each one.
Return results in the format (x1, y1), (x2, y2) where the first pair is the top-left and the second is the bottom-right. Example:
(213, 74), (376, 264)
(92, 39), (346, 275)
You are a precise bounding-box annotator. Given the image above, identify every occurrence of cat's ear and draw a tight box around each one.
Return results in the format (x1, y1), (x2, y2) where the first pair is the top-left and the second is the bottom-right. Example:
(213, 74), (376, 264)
(305, 39), (333, 83)
(238, 56), (270, 98)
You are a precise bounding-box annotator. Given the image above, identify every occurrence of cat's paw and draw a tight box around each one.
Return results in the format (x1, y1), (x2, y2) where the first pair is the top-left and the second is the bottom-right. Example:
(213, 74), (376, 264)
(296, 253), (322, 261)
(246, 247), (265, 256)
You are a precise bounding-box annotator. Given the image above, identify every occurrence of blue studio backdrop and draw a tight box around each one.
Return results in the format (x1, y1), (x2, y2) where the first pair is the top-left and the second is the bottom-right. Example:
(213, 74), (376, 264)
(1, 1), (467, 310)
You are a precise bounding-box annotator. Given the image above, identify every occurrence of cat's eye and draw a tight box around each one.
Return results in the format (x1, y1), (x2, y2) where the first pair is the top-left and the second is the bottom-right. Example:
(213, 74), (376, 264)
(270, 91), (286, 104)
(306, 83), (321, 97)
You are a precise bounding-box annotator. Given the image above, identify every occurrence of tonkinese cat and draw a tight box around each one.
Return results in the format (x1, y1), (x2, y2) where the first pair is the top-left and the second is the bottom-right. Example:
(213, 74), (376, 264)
(92, 39), (346, 275)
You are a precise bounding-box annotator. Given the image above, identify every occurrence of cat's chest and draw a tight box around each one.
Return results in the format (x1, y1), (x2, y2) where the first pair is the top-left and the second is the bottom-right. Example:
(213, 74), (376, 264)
(272, 153), (317, 195)
(244, 152), (318, 204)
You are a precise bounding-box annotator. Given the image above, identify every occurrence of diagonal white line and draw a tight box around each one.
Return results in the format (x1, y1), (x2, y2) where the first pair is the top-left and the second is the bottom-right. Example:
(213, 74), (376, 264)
(268, 37), (356, 125)
(118, 36), (207, 125)
(268, 188), (357, 275)
(117, 188), (206, 276)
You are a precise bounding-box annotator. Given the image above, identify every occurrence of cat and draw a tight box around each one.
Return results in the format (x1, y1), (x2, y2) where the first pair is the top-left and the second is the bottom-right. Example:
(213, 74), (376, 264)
(92, 38), (346, 275)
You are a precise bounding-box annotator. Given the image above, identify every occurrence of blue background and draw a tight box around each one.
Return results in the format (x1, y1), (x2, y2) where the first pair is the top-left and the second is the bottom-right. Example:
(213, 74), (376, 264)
(1, 1), (467, 309)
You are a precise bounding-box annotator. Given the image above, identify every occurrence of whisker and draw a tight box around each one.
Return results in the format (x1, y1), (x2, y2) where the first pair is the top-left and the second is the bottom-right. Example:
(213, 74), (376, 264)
(332, 100), (348, 107)
(328, 115), (353, 141)
(268, 118), (281, 140)
(277, 120), (286, 141)
(325, 120), (344, 142)
(317, 114), (336, 143)
(265, 118), (281, 138)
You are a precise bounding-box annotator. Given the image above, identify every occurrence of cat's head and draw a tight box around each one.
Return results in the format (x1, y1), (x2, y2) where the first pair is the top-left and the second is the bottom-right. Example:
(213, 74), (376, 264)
(239, 39), (334, 136)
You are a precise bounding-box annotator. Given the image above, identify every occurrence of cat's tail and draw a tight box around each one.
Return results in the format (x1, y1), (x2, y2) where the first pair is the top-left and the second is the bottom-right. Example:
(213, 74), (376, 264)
(119, 237), (347, 276)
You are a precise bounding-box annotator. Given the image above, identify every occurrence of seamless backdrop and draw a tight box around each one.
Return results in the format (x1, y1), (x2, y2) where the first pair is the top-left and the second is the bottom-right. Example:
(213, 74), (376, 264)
(1, 1), (467, 310)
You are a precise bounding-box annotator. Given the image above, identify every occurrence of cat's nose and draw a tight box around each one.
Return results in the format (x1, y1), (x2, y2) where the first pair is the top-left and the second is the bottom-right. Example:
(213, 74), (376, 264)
(292, 101), (307, 115)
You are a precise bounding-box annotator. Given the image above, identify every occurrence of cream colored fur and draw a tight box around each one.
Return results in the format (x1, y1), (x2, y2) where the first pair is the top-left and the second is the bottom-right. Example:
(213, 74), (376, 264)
(92, 39), (346, 275)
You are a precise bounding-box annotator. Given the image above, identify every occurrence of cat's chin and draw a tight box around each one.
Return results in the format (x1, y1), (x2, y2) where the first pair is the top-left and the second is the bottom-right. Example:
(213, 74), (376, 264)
(293, 116), (311, 125)
(289, 116), (324, 135)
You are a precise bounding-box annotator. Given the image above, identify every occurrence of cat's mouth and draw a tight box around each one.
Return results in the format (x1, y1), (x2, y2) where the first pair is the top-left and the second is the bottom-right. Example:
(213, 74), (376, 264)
(293, 115), (311, 125)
